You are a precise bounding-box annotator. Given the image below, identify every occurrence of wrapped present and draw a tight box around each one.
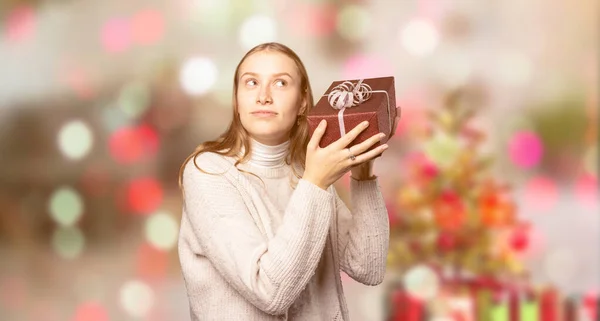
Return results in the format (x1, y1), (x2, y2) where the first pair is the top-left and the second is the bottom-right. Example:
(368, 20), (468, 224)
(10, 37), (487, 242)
(582, 292), (598, 321)
(388, 288), (427, 321)
(540, 287), (559, 321)
(519, 296), (539, 321)
(490, 292), (511, 321)
(307, 76), (397, 152)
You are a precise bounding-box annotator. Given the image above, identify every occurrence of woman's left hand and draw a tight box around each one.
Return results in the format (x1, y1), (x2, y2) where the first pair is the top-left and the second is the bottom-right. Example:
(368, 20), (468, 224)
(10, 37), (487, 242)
(350, 106), (401, 180)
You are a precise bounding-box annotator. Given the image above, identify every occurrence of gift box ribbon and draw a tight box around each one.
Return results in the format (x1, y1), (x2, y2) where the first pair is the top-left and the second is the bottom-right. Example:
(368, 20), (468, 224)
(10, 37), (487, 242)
(323, 79), (392, 137)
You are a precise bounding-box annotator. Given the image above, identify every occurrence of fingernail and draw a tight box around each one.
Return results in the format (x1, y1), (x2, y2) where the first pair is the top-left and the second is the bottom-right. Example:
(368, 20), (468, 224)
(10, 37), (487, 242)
(320, 120), (326, 126)
(362, 121), (369, 127)
(379, 133), (386, 138)
(381, 144), (389, 150)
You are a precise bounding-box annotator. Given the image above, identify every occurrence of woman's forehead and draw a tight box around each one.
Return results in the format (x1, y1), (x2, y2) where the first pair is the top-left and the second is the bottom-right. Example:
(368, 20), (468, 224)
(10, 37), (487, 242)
(239, 51), (300, 78)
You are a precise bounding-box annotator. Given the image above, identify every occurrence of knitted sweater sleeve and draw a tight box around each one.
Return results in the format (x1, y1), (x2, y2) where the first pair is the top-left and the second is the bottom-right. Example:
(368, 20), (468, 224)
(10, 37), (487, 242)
(181, 156), (334, 315)
(335, 177), (390, 286)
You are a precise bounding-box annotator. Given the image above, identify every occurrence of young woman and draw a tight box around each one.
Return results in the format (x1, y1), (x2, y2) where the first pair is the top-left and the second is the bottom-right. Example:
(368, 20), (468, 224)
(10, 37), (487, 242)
(178, 42), (395, 320)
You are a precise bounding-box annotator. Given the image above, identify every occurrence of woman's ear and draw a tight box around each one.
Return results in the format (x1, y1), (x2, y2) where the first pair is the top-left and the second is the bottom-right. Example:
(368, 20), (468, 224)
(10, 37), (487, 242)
(299, 98), (307, 115)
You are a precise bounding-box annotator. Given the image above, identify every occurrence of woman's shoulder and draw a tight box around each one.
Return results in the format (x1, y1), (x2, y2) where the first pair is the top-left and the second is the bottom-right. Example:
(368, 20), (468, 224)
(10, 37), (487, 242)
(194, 150), (236, 165)
(183, 151), (238, 180)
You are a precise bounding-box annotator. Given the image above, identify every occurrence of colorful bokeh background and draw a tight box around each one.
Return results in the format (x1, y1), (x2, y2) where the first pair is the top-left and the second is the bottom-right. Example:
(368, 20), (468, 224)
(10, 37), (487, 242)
(0, 0), (597, 320)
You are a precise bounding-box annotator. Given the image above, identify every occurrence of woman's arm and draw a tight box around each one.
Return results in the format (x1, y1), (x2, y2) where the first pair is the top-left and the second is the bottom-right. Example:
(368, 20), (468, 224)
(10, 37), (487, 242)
(335, 176), (390, 286)
(181, 157), (334, 315)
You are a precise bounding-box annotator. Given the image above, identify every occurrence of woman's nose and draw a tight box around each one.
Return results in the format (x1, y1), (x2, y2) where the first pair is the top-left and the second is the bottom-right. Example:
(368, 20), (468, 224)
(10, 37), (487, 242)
(257, 86), (272, 105)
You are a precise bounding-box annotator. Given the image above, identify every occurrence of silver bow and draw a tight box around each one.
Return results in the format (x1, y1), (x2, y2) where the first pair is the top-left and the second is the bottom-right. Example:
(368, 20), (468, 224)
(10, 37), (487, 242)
(327, 79), (373, 109)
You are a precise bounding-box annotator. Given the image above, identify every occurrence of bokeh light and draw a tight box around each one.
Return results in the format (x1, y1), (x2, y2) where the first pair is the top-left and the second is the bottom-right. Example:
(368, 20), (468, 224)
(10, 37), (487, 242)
(508, 131), (543, 169)
(72, 301), (109, 321)
(119, 280), (155, 318)
(126, 177), (164, 215)
(102, 104), (131, 133)
(423, 131), (461, 168)
(118, 81), (151, 120)
(63, 65), (96, 99)
(52, 226), (86, 259)
(145, 211), (179, 251)
(400, 18), (439, 56)
(343, 54), (394, 80)
(108, 124), (160, 164)
(100, 17), (132, 53)
(179, 57), (218, 96)
(336, 5), (371, 42)
(575, 174), (598, 208)
(49, 186), (84, 226)
(403, 264), (440, 301)
(239, 15), (277, 50)
(522, 176), (558, 213)
(4, 5), (36, 44)
(509, 225), (530, 252)
(131, 9), (165, 45)
(57, 119), (94, 161)
(543, 247), (578, 286)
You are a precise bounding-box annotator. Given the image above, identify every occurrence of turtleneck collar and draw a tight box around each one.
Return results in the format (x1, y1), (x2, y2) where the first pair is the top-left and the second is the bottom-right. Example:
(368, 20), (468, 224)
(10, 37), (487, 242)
(248, 138), (290, 168)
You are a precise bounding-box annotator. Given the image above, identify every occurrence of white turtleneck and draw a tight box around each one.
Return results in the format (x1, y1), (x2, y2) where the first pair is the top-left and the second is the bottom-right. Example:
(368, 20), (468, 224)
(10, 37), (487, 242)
(237, 138), (295, 218)
(248, 138), (290, 168)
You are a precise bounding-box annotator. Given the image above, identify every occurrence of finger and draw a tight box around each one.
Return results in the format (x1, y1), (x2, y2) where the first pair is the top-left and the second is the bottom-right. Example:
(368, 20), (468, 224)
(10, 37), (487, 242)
(308, 120), (327, 150)
(348, 132), (386, 156)
(331, 120), (370, 150)
(351, 144), (388, 164)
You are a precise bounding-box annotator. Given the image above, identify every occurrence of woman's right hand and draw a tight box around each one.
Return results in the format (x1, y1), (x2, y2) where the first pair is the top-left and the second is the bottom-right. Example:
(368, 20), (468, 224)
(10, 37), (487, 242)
(303, 120), (388, 190)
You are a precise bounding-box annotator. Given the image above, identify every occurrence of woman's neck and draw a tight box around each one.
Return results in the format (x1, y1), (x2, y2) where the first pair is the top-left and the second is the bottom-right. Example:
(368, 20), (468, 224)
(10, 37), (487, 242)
(248, 138), (290, 168)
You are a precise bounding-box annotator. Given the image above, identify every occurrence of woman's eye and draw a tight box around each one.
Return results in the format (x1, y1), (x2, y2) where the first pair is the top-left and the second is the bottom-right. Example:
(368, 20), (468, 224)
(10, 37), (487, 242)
(246, 79), (257, 86)
(275, 79), (287, 87)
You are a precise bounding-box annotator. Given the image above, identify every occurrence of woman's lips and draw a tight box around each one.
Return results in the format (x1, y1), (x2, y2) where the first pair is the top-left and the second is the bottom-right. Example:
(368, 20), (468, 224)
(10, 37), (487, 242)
(251, 111), (277, 118)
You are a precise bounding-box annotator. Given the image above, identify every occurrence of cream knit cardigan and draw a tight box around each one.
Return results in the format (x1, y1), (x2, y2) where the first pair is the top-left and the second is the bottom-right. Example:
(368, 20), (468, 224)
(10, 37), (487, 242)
(178, 152), (390, 320)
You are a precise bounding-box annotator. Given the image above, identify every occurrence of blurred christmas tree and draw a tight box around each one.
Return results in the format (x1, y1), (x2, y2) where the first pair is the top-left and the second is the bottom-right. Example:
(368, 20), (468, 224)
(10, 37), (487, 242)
(388, 87), (529, 279)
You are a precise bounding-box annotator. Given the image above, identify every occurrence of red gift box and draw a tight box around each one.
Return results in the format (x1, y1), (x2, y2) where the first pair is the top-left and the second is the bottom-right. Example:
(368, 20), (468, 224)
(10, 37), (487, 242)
(389, 289), (426, 321)
(307, 76), (397, 152)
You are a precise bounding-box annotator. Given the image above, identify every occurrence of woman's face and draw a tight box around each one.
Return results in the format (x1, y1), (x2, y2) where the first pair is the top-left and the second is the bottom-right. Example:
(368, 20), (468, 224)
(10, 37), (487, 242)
(236, 51), (306, 146)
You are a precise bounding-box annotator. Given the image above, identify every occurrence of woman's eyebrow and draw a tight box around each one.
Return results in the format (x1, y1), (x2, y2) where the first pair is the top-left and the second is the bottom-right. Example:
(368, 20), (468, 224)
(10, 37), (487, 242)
(240, 72), (294, 79)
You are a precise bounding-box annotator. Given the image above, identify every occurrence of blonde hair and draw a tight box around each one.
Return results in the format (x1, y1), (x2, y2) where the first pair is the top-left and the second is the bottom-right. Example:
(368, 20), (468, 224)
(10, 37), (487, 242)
(178, 42), (314, 188)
